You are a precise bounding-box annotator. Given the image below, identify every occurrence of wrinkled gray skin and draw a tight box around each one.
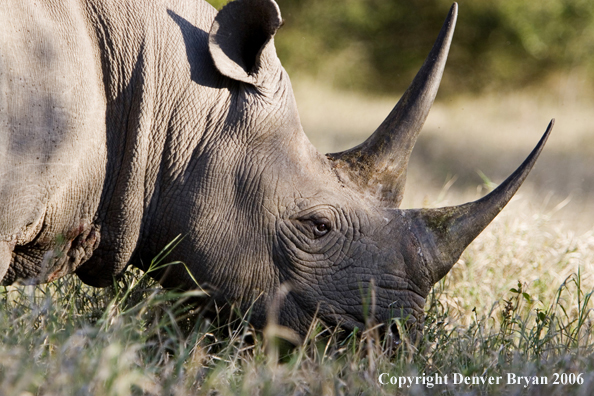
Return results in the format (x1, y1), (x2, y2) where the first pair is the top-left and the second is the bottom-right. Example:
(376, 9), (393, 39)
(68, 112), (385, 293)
(0, 0), (553, 337)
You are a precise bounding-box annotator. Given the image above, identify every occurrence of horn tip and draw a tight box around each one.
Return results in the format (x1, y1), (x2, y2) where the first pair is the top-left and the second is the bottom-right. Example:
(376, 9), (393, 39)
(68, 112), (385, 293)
(539, 119), (555, 146)
(445, 4), (458, 30)
(450, 3), (458, 15)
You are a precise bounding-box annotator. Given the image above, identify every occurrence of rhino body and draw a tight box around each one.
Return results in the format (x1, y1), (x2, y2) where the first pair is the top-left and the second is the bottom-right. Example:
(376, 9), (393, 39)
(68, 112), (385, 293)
(0, 0), (552, 336)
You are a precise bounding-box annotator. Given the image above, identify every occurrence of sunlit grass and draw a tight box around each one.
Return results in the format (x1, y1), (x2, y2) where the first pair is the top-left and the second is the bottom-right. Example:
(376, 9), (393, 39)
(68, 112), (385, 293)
(1, 196), (593, 395)
(2, 86), (594, 395)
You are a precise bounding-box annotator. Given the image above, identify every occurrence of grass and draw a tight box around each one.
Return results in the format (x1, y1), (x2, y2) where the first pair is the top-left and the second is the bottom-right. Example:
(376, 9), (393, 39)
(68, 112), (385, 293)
(1, 196), (593, 395)
(2, 84), (594, 395)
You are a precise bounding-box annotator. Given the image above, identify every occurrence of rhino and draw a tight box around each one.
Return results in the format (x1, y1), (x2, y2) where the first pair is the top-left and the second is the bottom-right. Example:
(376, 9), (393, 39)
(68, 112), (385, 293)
(0, 0), (552, 338)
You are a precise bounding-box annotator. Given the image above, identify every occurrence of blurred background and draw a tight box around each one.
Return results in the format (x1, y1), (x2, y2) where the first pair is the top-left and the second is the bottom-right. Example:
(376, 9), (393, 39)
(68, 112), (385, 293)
(207, 0), (594, 232)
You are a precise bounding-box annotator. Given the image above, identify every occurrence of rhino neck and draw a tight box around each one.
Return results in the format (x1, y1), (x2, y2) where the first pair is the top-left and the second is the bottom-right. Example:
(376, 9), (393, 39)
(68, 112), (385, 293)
(75, 0), (299, 311)
(77, 0), (229, 286)
(133, 79), (303, 294)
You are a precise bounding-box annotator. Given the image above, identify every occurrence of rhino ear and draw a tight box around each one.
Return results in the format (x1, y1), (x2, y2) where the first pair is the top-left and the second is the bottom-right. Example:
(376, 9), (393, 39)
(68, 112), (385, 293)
(209, 0), (283, 89)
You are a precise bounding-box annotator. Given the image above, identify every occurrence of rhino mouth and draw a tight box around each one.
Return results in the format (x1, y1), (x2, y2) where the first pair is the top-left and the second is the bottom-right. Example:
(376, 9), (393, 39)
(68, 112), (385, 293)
(317, 310), (420, 348)
(309, 287), (426, 340)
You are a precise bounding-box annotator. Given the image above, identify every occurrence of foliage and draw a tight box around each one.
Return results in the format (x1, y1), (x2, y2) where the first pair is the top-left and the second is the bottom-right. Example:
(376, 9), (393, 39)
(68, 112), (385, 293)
(206, 0), (594, 95)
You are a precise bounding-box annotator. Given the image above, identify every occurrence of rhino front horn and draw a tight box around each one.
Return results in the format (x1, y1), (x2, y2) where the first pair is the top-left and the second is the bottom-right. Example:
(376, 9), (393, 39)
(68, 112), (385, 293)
(328, 3), (458, 207)
(410, 120), (554, 284)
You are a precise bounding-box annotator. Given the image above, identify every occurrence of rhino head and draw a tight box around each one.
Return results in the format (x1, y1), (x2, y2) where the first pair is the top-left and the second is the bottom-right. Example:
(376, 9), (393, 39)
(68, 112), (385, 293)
(129, 0), (551, 338)
(45, 0), (549, 339)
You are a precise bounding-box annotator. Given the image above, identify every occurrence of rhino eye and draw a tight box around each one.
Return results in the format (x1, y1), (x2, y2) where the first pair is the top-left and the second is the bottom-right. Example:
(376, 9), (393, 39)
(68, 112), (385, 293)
(313, 221), (330, 237)
(291, 209), (334, 239)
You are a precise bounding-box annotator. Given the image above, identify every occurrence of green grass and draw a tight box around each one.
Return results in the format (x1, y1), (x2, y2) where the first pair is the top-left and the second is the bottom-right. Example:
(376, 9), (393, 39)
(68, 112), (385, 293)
(1, 200), (593, 395)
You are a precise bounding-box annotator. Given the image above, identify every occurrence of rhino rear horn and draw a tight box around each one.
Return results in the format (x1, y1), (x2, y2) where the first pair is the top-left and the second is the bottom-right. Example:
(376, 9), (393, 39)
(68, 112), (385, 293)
(411, 120), (554, 284)
(328, 3), (458, 207)
(209, 0), (283, 89)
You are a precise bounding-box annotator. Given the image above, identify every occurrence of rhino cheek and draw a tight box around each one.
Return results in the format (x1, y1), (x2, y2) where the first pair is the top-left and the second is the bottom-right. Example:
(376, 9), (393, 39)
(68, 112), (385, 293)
(322, 223), (431, 330)
(274, 211), (420, 331)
